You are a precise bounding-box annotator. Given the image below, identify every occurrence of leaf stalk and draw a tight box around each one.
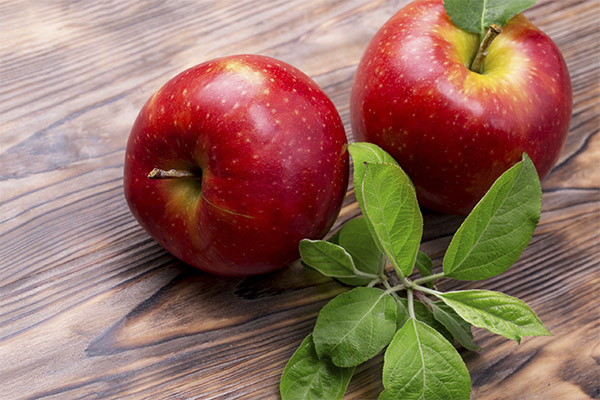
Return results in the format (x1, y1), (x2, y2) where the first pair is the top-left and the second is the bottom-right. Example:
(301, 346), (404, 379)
(407, 289), (415, 319)
(413, 272), (445, 286)
(413, 284), (442, 298)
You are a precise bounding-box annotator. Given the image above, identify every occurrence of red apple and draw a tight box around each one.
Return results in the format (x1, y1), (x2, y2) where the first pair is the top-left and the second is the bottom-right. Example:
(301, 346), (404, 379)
(124, 55), (349, 276)
(351, 0), (572, 214)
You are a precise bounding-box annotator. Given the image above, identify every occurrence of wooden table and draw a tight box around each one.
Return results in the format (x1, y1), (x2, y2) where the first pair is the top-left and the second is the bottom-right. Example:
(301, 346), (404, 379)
(1, 1), (598, 398)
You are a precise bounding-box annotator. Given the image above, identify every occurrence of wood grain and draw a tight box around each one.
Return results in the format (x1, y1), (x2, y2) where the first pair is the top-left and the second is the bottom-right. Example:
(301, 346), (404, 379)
(1, 0), (598, 399)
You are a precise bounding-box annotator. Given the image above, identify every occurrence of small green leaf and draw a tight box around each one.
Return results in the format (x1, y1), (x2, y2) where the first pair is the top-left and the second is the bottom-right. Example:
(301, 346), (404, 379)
(348, 142), (398, 213)
(313, 287), (398, 367)
(280, 334), (354, 400)
(430, 302), (482, 351)
(437, 290), (551, 343)
(327, 229), (342, 245)
(316, 227), (376, 286)
(444, 0), (537, 38)
(348, 143), (399, 254)
(361, 162), (423, 277)
(339, 217), (385, 276)
(443, 154), (541, 281)
(397, 298), (453, 342)
(415, 251), (434, 288)
(415, 251), (433, 277)
(380, 318), (471, 400)
(299, 239), (356, 279)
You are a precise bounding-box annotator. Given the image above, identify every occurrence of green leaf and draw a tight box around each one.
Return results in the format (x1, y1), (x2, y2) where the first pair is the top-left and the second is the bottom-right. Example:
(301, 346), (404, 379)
(430, 302), (482, 351)
(361, 162), (423, 277)
(327, 229), (342, 245)
(280, 334), (354, 400)
(320, 228), (374, 286)
(313, 287), (398, 368)
(348, 143), (399, 255)
(415, 251), (434, 288)
(415, 251), (433, 277)
(339, 217), (385, 276)
(397, 298), (453, 342)
(348, 142), (398, 213)
(443, 154), (541, 281)
(444, 0), (536, 38)
(437, 290), (551, 343)
(380, 318), (471, 400)
(299, 239), (357, 279)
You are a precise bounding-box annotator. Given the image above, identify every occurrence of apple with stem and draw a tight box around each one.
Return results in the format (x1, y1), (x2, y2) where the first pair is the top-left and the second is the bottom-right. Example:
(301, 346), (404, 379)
(351, 0), (572, 214)
(124, 55), (349, 276)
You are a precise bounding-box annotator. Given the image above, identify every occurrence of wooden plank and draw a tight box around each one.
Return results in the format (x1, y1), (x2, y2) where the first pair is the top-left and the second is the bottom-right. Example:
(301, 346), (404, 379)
(1, 0), (598, 399)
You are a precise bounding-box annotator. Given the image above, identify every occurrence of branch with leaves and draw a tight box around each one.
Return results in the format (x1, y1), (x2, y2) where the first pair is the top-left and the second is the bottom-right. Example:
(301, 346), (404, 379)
(280, 143), (550, 400)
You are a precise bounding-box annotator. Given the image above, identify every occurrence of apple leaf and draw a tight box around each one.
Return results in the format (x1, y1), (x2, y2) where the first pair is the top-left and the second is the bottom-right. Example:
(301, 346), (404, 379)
(415, 251), (434, 288)
(397, 298), (453, 343)
(347, 143), (399, 212)
(313, 287), (398, 368)
(280, 334), (354, 400)
(380, 318), (471, 400)
(336, 217), (385, 286)
(299, 239), (358, 279)
(283, 143), (551, 400)
(430, 302), (482, 351)
(437, 290), (551, 343)
(361, 162), (422, 278)
(443, 154), (541, 281)
(348, 143), (399, 254)
(444, 0), (536, 38)
(327, 228), (342, 245)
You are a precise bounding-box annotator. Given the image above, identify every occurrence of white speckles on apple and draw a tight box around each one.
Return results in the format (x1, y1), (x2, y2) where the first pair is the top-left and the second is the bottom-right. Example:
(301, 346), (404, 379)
(264, 89), (270, 95)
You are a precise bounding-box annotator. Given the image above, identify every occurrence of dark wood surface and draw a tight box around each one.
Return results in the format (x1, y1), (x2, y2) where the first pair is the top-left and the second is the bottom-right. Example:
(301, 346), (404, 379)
(1, 1), (598, 399)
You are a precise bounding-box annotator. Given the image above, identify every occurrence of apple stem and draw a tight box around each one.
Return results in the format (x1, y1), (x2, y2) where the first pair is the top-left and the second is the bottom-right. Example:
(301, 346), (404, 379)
(470, 24), (502, 73)
(148, 168), (199, 179)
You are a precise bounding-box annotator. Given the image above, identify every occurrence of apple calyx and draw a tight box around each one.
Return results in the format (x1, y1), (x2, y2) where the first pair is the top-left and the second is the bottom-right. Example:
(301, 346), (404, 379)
(470, 24), (502, 73)
(147, 168), (201, 179)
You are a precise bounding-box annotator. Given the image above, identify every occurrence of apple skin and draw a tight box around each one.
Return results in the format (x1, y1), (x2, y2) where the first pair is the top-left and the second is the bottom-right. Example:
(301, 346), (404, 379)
(124, 55), (349, 276)
(351, 0), (572, 214)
